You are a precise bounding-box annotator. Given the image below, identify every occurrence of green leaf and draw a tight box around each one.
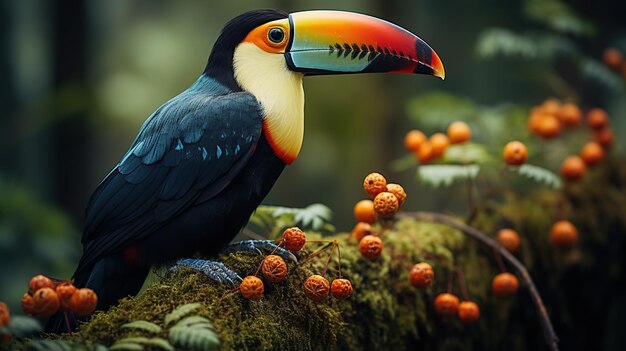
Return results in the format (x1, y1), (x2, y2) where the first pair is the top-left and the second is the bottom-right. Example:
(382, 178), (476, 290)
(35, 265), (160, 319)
(390, 154), (416, 172)
(252, 204), (334, 232)
(476, 29), (539, 60)
(121, 320), (162, 334)
(175, 315), (212, 328)
(25, 340), (106, 351)
(169, 323), (220, 351)
(115, 337), (149, 344)
(579, 58), (623, 91)
(406, 91), (477, 128)
(5, 315), (42, 338)
(417, 165), (480, 187)
(109, 342), (144, 351)
(143, 338), (175, 351)
(112, 337), (174, 351)
(443, 143), (493, 164)
(26, 340), (72, 351)
(293, 204), (333, 230)
(516, 164), (562, 188)
(524, 0), (594, 37)
(164, 303), (202, 326)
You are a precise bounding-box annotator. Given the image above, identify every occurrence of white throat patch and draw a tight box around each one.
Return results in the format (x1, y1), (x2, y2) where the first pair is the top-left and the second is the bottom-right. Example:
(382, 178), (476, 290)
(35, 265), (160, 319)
(233, 42), (305, 164)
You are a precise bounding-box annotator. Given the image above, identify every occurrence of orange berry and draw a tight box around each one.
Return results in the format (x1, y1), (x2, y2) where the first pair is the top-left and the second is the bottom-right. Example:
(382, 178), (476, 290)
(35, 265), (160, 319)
(363, 172), (387, 198)
(409, 262), (435, 288)
(527, 109), (544, 134)
(353, 200), (376, 224)
(457, 301), (480, 324)
(373, 192), (399, 218)
(20, 293), (35, 316)
(556, 103), (582, 128)
(240, 276), (264, 301)
(261, 255), (288, 283)
(492, 273), (519, 299)
(587, 108), (609, 130)
(594, 127), (613, 149)
(603, 47), (623, 69)
(32, 287), (60, 317)
(537, 115), (560, 138)
(430, 133), (449, 158)
(29, 274), (55, 293)
(0, 302), (9, 328)
(434, 293), (460, 317)
(561, 155), (586, 181)
(550, 220), (578, 249)
(404, 130), (426, 151)
(358, 235), (383, 260)
(282, 227), (306, 251)
(55, 282), (77, 311)
(69, 288), (97, 317)
(330, 279), (353, 300)
(580, 142), (605, 166)
(502, 141), (528, 166)
(447, 121), (471, 144)
(303, 275), (330, 302)
(385, 183), (406, 206)
(497, 229), (521, 254)
(351, 222), (373, 241)
(416, 140), (435, 164)
(540, 98), (561, 115)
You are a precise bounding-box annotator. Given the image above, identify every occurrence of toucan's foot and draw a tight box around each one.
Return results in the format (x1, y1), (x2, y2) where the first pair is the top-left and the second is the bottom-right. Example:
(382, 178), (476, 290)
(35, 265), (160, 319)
(222, 239), (297, 263)
(172, 259), (243, 286)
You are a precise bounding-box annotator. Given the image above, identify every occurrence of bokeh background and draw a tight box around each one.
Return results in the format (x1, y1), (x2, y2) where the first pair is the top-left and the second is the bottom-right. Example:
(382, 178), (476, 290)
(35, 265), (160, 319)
(1, 0), (624, 349)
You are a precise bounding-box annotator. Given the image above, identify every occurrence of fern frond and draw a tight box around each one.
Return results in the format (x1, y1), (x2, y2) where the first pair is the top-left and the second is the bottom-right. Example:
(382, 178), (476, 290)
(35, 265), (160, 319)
(417, 165), (480, 187)
(26, 340), (105, 351)
(579, 59), (623, 91)
(516, 164), (562, 188)
(164, 303), (202, 326)
(444, 143), (493, 164)
(121, 320), (162, 334)
(4, 315), (42, 338)
(109, 342), (143, 351)
(169, 322), (220, 351)
(524, 0), (594, 37)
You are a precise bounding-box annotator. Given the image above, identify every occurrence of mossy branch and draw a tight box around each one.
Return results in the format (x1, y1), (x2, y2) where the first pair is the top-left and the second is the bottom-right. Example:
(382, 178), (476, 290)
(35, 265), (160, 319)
(400, 211), (559, 351)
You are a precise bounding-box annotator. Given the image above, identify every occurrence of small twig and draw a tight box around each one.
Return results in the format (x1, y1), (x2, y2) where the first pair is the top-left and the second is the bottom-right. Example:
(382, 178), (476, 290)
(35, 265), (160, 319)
(494, 249), (507, 273)
(446, 271), (454, 293)
(320, 242), (336, 277)
(336, 243), (343, 279)
(398, 211), (559, 351)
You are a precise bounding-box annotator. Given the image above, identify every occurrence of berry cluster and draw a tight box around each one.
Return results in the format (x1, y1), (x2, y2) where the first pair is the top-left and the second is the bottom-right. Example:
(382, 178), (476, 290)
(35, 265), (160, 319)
(526, 98), (612, 182)
(238, 228), (353, 303)
(404, 121), (472, 164)
(239, 228), (304, 301)
(353, 173), (407, 260)
(20, 275), (97, 318)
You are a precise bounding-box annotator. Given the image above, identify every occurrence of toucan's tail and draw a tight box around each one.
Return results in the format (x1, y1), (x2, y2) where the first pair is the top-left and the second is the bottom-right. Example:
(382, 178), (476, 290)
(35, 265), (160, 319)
(45, 255), (150, 333)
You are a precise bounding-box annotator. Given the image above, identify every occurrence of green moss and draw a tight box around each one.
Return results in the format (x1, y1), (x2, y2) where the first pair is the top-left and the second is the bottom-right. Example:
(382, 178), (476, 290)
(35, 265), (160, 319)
(66, 218), (500, 350)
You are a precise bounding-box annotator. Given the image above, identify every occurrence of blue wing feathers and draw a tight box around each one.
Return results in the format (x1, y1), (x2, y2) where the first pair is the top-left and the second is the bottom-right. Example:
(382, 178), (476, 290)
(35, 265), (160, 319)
(77, 76), (263, 270)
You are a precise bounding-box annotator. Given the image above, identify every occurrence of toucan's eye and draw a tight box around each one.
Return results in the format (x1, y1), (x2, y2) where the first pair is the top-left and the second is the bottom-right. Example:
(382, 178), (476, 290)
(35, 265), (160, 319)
(268, 27), (285, 44)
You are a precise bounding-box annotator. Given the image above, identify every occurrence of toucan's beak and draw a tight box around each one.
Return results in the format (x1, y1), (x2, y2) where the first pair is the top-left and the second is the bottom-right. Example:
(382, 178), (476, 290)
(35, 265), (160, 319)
(285, 10), (445, 80)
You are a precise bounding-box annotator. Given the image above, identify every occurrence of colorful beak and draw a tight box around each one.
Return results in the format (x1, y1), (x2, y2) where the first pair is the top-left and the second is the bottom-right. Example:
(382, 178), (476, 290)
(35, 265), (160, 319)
(285, 10), (445, 79)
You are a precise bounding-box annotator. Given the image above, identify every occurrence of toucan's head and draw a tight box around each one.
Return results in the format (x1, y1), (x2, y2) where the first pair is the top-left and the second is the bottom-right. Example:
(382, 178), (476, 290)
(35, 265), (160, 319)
(204, 9), (445, 164)
(205, 9), (444, 89)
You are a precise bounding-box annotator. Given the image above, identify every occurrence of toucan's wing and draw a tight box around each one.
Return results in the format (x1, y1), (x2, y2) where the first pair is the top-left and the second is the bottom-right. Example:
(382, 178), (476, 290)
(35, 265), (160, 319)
(76, 89), (262, 272)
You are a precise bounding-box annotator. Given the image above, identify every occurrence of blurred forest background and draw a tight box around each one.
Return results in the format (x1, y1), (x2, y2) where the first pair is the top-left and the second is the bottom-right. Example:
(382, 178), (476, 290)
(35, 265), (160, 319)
(1, 0), (625, 349)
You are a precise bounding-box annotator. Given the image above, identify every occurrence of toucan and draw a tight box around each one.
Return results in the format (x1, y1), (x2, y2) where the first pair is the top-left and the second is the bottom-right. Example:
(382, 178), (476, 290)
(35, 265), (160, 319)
(48, 9), (444, 332)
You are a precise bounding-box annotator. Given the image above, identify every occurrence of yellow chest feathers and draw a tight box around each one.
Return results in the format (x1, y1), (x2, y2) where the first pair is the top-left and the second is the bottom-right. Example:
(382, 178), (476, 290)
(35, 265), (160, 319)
(233, 42), (305, 164)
